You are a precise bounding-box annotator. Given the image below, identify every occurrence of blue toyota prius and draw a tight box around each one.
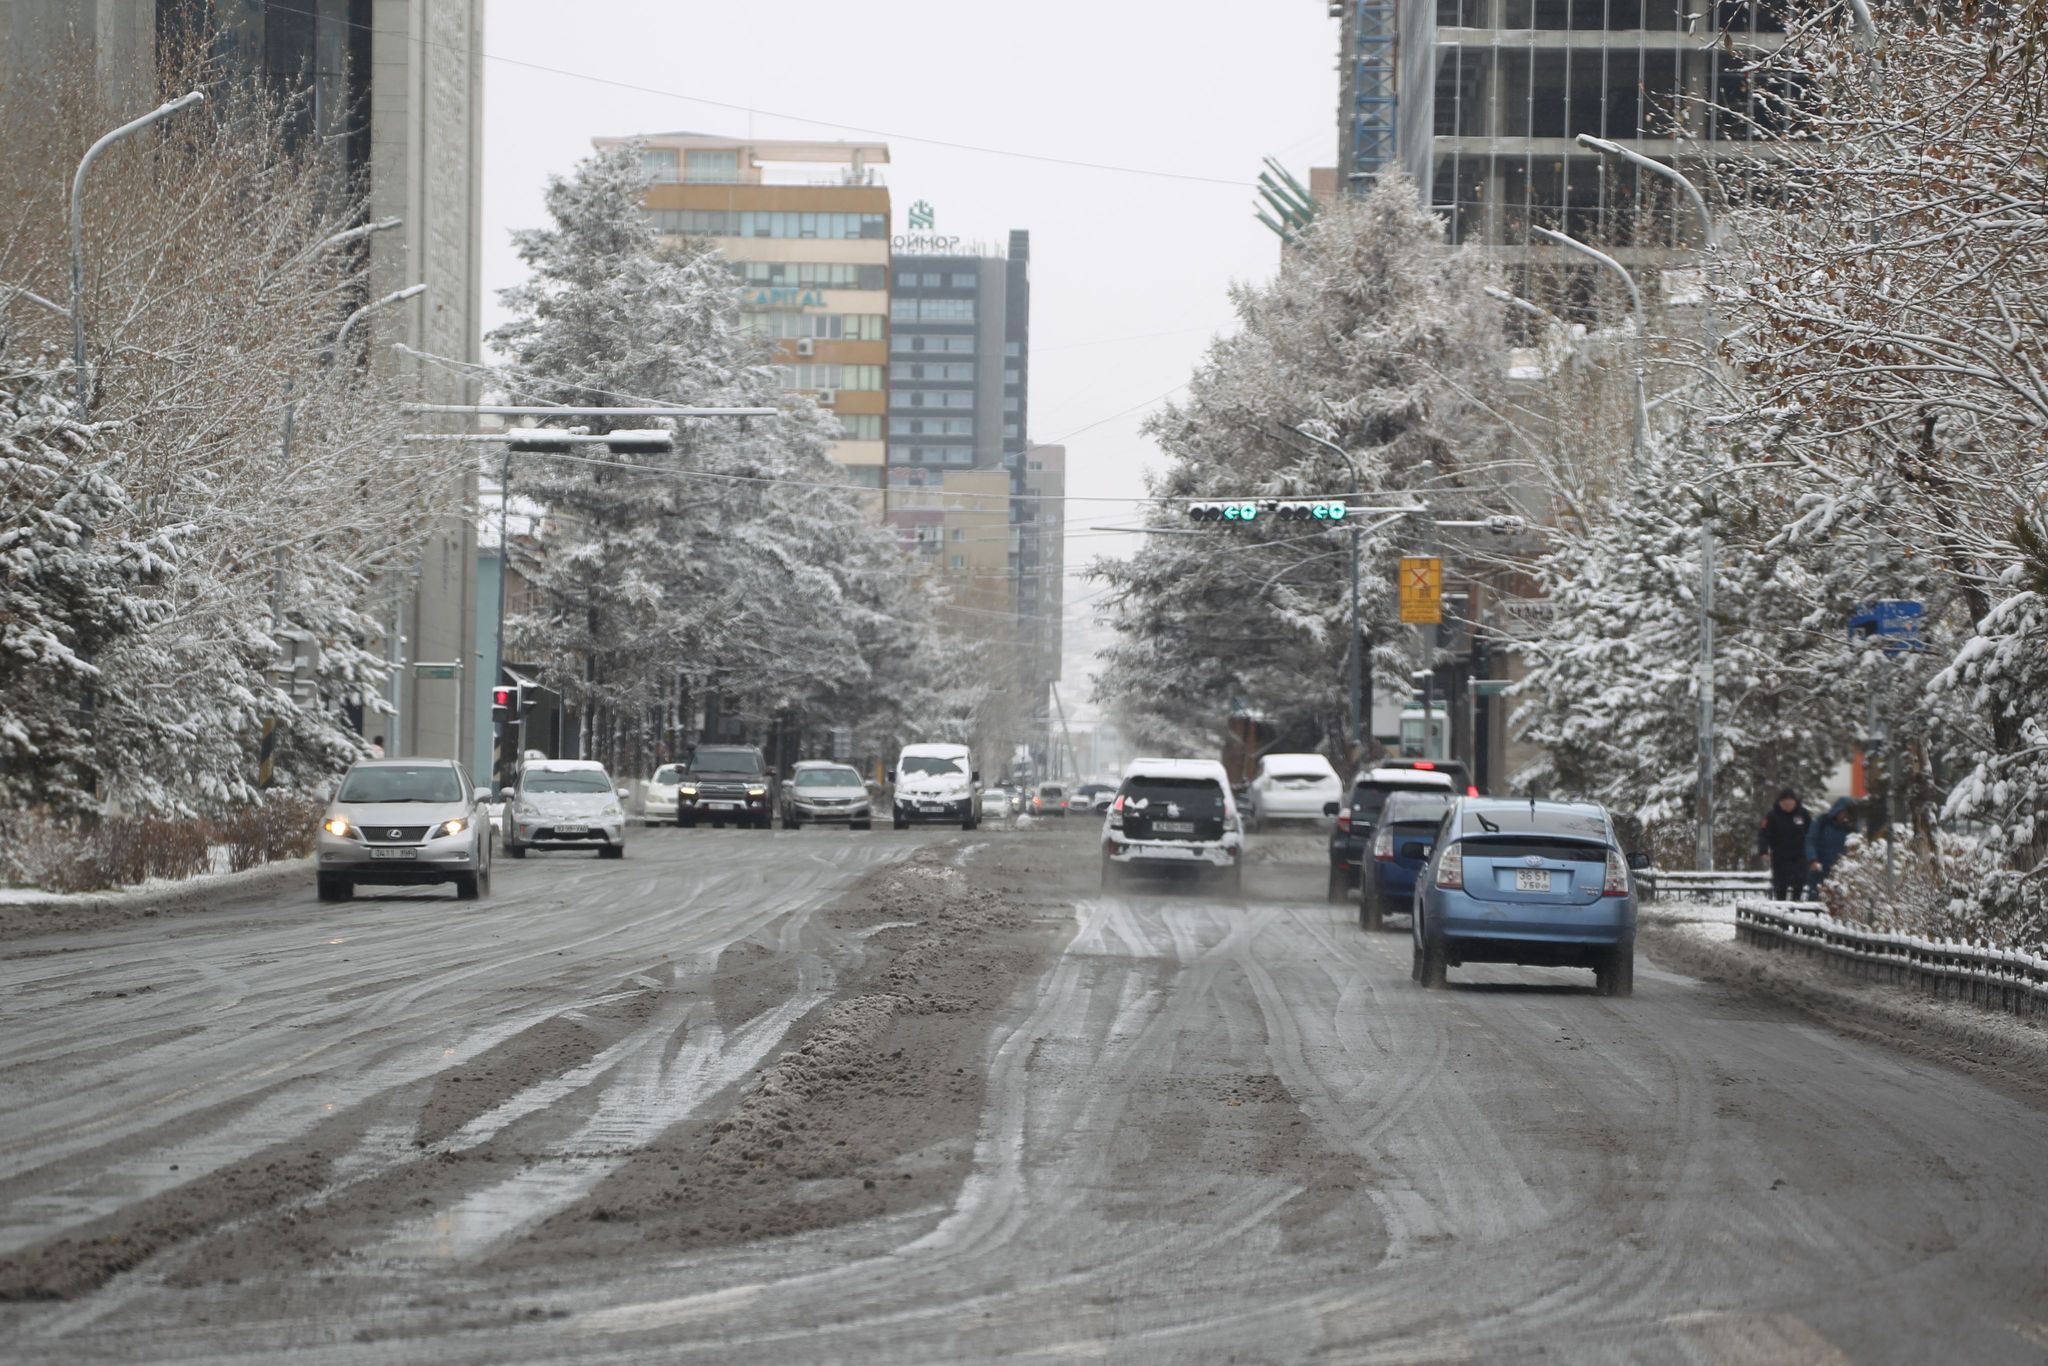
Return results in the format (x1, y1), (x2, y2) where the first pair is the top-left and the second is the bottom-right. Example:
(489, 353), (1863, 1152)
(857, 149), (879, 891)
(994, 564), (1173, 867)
(1411, 797), (1645, 996)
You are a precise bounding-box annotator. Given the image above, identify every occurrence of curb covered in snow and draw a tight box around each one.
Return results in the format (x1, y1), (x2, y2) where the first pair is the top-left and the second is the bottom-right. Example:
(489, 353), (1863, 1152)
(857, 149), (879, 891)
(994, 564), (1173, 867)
(0, 857), (313, 936)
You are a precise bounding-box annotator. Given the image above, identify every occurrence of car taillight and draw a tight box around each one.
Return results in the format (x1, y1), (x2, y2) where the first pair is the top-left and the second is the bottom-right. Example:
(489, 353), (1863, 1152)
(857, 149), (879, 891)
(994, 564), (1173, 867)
(1373, 823), (1395, 861)
(1112, 795), (1124, 813)
(1337, 807), (1352, 834)
(1413, 761), (1436, 770)
(1435, 842), (1464, 890)
(1603, 849), (1629, 896)
(1466, 785), (1480, 796)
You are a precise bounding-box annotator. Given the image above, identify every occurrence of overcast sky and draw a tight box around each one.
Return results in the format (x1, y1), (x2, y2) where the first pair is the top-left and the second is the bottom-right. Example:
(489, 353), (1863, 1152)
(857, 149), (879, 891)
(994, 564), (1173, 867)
(481, 1), (1340, 711)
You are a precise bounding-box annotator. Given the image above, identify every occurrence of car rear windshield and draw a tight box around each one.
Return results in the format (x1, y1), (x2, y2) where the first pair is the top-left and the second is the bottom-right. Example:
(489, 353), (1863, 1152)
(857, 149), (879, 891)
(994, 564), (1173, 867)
(794, 767), (861, 788)
(524, 771), (611, 794)
(689, 749), (764, 774)
(1380, 795), (1454, 827)
(652, 765), (684, 784)
(1271, 769), (1333, 782)
(1039, 785), (1065, 797)
(1457, 837), (1609, 863)
(1122, 778), (1225, 817)
(338, 766), (463, 804)
(1352, 782), (1446, 824)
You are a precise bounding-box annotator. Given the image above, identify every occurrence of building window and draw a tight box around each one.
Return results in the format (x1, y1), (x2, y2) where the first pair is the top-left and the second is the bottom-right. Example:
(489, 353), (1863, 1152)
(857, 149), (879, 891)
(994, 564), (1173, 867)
(892, 297), (976, 322)
(922, 273), (941, 287)
(731, 260), (888, 291)
(951, 273), (979, 288)
(951, 555), (965, 569)
(896, 271), (919, 286)
(1004, 396), (1020, 412)
(652, 208), (887, 240)
(772, 363), (883, 391)
(836, 413), (882, 440)
(741, 311), (886, 341)
(685, 150), (740, 183)
(642, 148), (680, 182)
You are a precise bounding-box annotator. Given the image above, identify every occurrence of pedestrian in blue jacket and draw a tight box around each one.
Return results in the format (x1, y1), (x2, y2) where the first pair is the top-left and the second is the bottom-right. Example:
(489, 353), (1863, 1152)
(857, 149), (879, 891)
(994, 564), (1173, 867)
(1805, 797), (1857, 898)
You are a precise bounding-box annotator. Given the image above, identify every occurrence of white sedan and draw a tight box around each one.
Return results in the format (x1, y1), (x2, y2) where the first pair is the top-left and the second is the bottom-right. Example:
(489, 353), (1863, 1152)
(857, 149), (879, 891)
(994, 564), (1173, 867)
(1244, 753), (1343, 831)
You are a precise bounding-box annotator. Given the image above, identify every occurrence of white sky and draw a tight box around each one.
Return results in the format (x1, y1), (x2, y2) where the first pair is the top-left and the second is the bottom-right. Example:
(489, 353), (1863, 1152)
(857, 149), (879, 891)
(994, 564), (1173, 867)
(481, 1), (1341, 711)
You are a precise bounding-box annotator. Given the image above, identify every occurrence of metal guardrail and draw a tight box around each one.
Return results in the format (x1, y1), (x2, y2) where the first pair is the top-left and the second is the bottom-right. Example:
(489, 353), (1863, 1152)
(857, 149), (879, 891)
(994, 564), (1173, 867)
(1639, 869), (1771, 904)
(1735, 901), (2048, 1020)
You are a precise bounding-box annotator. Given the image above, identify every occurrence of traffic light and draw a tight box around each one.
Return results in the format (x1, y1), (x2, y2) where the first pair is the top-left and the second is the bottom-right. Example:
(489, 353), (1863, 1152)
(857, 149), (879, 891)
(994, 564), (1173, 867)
(1185, 499), (1347, 525)
(491, 683), (521, 723)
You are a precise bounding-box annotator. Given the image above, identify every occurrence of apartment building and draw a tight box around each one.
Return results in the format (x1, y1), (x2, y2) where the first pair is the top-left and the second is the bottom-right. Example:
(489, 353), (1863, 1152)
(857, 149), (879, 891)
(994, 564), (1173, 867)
(605, 133), (892, 484)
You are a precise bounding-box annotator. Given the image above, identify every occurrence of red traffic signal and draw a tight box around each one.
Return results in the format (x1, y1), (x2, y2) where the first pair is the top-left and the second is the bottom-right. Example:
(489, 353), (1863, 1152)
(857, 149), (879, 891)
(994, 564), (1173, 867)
(492, 687), (514, 708)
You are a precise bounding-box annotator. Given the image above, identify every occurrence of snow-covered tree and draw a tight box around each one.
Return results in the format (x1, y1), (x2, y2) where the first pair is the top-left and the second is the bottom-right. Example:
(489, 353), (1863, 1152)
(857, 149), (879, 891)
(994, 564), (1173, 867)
(0, 361), (168, 814)
(1715, 0), (2048, 934)
(490, 144), (981, 772)
(1095, 173), (1509, 758)
(0, 39), (459, 812)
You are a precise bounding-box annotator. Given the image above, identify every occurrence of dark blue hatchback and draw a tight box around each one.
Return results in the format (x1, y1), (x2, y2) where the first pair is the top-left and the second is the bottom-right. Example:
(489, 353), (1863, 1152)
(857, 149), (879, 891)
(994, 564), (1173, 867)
(1358, 790), (1455, 931)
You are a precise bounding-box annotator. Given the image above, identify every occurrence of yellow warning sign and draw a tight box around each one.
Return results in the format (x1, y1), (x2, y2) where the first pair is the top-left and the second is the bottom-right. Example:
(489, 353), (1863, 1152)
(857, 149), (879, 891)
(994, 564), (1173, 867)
(1399, 557), (1442, 625)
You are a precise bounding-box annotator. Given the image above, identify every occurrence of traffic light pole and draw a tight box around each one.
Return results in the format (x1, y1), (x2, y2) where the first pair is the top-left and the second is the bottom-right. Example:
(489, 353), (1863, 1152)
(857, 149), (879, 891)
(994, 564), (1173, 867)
(1292, 425), (1367, 760)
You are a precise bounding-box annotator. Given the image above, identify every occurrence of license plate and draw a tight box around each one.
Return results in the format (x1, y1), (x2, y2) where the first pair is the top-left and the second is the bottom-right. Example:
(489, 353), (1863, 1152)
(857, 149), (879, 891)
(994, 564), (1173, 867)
(1514, 869), (1553, 892)
(1152, 821), (1195, 834)
(369, 847), (416, 860)
(708, 802), (737, 811)
(556, 826), (588, 836)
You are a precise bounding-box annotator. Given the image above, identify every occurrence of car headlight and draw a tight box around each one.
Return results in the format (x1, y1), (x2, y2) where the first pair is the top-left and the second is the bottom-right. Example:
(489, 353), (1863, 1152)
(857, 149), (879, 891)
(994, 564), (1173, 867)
(677, 786), (697, 797)
(437, 817), (468, 838)
(747, 786), (767, 797)
(603, 804), (623, 819)
(322, 817), (356, 839)
(514, 803), (540, 819)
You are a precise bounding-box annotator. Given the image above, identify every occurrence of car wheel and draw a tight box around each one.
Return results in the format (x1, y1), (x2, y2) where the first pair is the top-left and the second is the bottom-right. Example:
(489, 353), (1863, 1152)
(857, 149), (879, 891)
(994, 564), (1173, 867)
(316, 874), (352, 902)
(892, 817), (907, 830)
(853, 819), (871, 831)
(1359, 893), (1383, 933)
(1417, 930), (1449, 989)
(454, 873), (481, 901)
(1325, 866), (1347, 904)
(961, 815), (977, 831)
(504, 842), (527, 860)
(1596, 945), (1635, 997)
(785, 812), (801, 830)
(599, 844), (624, 860)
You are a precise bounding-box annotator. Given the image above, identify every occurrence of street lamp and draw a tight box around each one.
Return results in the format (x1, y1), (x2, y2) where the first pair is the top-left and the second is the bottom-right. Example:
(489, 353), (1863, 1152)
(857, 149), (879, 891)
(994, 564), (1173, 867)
(1574, 136), (1722, 874)
(70, 90), (205, 407)
(1530, 226), (1650, 475)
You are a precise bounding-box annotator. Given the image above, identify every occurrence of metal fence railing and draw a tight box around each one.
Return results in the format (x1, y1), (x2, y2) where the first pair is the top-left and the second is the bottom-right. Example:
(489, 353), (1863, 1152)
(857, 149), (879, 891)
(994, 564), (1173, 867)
(1734, 901), (2048, 1020)
(1639, 869), (1771, 904)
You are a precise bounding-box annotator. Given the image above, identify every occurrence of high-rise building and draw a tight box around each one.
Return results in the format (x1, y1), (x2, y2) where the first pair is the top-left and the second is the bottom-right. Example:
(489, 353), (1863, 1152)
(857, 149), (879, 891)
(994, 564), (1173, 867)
(883, 228), (1060, 711)
(602, 133), (891, 486)
(3, 0), (485, 772)
(1335, 0), (1778, 258)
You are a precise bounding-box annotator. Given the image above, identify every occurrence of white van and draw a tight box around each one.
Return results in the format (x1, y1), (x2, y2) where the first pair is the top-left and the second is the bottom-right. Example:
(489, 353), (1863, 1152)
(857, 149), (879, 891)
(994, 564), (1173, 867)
(889, 743), (982, 830)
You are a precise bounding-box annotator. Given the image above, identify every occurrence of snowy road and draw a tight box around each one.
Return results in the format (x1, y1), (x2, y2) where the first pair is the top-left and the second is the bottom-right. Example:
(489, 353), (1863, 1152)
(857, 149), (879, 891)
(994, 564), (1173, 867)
(2, 829), (2044, 1362)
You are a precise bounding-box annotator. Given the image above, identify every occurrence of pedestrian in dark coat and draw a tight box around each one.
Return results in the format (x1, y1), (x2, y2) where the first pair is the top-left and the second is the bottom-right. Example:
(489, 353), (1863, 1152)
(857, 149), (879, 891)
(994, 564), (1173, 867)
(1756, 789), (1813, 901)
(1805, 797), (1857, 898)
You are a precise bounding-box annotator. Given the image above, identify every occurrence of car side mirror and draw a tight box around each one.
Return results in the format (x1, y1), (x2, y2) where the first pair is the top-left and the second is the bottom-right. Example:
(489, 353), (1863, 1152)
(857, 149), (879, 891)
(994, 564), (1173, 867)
(1626, 850), (1652, 871)
(616, 786), (631, 800)
(1322, 801), (1340, 817)
(1400, 841), (1432, 861)
(498, 786), (515, 801)
(972, 770), (982, 784)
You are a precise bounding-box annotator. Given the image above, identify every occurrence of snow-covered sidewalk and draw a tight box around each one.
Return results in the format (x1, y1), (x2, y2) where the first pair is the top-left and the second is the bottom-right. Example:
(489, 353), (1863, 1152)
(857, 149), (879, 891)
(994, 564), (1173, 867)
(0, 857), (313, 939)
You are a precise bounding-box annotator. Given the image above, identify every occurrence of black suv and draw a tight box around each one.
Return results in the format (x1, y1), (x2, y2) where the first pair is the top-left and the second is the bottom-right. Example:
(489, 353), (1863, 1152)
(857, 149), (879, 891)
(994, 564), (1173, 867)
(676, 745), (773, 829)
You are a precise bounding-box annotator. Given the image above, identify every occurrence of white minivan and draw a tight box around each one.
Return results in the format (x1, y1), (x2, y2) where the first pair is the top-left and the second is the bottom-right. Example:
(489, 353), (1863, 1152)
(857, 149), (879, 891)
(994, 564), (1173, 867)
(889, 742), (982, 830)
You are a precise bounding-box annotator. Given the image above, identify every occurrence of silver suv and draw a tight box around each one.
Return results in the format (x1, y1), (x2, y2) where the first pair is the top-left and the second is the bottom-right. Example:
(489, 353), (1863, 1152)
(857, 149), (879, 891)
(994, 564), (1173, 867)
(317, 759), (493, 902)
